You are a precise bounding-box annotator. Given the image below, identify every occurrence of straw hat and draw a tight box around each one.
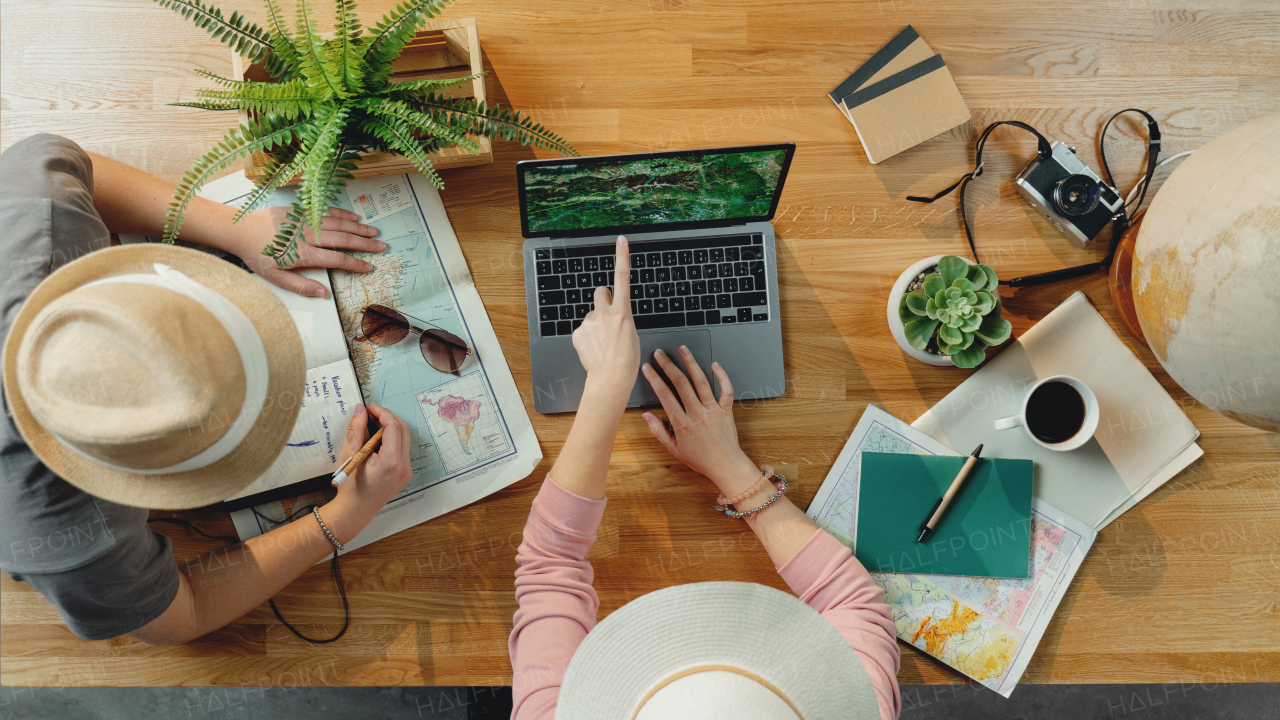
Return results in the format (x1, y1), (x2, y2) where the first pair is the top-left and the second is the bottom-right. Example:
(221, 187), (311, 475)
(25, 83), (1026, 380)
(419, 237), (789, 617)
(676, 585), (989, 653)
(2, 244), (305, 509)
(556, 582), (881, 720)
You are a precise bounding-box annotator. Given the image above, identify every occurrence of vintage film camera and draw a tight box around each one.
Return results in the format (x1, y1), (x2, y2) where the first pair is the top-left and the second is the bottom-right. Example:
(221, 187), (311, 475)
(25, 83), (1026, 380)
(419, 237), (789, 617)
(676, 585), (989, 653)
(1013, 141), (1125, 249)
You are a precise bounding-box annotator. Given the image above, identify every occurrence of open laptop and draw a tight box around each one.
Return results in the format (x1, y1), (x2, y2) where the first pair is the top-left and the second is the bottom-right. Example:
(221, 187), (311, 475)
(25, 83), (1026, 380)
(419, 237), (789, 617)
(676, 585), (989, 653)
(519, 143), (796, 414)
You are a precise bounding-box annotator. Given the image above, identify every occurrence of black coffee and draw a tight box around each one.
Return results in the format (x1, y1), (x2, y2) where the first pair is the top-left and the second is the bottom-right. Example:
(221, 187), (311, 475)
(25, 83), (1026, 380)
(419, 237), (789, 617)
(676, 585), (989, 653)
(1025, 381), (1086, 444)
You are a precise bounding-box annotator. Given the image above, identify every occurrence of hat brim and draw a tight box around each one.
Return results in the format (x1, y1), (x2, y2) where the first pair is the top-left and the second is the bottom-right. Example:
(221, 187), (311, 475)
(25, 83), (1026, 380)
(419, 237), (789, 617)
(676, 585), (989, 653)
(556, 581), (881, 720)
(3, 244), (306, 510)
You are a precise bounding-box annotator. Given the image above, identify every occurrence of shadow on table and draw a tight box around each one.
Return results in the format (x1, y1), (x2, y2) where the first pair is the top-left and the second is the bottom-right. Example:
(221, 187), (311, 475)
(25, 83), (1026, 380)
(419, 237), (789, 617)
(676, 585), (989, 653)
(596, 232), (888, 611)
(868, 122), (1117, 275)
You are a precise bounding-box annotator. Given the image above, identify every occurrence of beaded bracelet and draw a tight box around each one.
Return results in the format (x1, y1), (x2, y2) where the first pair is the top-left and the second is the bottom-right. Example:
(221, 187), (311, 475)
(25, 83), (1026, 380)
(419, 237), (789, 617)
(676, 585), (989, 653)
(716, 464), (775, 507)
(713, 474), (788, 519)
(313, 507), (345, 552)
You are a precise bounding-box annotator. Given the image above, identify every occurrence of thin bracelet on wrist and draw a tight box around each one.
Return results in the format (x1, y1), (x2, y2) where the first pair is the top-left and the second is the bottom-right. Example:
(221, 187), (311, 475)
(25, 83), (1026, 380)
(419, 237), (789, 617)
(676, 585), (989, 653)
(716, 464), (775, 506)
(313, 507), (345, 552)
(713, 474), (788, 519)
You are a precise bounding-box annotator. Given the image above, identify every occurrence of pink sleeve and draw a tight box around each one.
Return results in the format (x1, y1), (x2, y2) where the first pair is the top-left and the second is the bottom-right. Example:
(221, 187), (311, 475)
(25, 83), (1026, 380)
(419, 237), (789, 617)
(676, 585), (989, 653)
(508, 476), (607, 720)
(777, 528), (901, 720)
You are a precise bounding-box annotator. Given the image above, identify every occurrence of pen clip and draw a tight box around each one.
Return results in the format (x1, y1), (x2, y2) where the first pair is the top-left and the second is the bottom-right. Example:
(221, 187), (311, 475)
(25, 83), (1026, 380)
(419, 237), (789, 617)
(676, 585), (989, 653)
(919, 498), (942, 532)
(332, 457), (352, 478)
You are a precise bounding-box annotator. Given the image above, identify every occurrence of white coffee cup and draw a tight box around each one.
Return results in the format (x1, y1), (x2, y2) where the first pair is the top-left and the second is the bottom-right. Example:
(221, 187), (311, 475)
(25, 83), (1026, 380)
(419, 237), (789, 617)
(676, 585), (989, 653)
(993, 375), (1099, 451)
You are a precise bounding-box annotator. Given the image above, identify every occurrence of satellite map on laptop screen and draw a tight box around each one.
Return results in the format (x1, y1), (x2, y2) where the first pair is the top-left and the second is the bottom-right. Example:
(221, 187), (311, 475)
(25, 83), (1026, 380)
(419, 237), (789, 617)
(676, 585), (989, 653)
(516, 143), (795, 238)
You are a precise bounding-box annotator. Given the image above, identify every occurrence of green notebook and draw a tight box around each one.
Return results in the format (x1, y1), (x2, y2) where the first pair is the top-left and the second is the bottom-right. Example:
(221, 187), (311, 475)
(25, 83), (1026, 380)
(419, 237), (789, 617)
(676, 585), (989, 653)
(855, 452), (1033, 578)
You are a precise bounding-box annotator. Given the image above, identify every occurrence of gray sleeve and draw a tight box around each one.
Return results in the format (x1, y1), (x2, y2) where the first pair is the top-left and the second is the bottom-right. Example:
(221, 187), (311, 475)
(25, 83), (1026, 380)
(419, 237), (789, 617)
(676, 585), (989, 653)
(0, 135), (177, 640)
(10, 524), (181, 641)
(0, 134), (111, 335)
(0, 133), (99, 215)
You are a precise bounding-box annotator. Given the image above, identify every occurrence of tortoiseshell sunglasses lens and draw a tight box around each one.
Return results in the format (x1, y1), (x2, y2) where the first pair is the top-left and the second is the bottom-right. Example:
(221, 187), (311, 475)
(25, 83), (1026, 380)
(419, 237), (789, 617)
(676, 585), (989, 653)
(420, 329), (470, 375)
(360, 304), (410, 346)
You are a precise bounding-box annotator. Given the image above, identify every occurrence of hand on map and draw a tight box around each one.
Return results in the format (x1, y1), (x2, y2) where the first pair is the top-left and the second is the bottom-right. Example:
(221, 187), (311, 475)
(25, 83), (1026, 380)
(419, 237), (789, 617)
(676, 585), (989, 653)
(231, 206), (386, 299)
(325, 403), (414, 545)
(641, 350), (760, 497)
(571, 236), (641, 401)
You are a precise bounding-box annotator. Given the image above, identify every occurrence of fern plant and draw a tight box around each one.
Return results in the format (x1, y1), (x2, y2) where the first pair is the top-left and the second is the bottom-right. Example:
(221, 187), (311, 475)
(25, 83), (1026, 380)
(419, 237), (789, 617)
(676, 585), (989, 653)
(156, 0), (576, 266)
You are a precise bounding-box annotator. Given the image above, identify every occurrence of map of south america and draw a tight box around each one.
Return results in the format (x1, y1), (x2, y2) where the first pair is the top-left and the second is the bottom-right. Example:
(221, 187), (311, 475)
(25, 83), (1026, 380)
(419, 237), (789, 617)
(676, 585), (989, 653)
(422, 395), (482, 454)
(415, 373), (510, 474)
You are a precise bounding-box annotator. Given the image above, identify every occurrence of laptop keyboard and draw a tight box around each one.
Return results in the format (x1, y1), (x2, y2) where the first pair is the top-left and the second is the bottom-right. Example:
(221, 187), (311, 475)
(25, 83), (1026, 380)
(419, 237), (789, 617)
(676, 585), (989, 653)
(534, 234), (769, 337)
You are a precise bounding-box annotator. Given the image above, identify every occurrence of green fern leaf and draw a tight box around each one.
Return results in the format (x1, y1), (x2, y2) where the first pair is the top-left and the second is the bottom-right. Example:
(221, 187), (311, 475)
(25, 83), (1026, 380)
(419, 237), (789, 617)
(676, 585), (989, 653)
(407, 93), (577, 156)
(296, 105), (352, 229)
(153, 0), (289, 79)
(292, 0), (347, 100)
(382, 72), (484, 99)
(361, 116), (445, 189)
(232, 143), (307, 222)
(170, 100), (245, 111)
(189, 79), (316, 117)
(362, 97), (479, 154)
(262, 201), (308, 267)
(362, 0), (449, 89)
(163, 115), (307, 241)
(333, 0), (366, 92)
(261, 0), (301, 80)
(192, 69), (251, 88)
(261, 147), (362, 267)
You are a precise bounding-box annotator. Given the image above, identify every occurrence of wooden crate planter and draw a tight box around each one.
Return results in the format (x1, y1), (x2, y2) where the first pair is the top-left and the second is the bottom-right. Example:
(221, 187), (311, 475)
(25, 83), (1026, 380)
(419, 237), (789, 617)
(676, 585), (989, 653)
(231, 17), (491, 182)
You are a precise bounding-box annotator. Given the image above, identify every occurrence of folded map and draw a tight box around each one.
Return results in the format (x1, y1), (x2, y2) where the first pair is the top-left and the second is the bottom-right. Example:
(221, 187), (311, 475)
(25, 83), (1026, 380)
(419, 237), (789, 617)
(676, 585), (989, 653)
(807, 405), (1096, 697)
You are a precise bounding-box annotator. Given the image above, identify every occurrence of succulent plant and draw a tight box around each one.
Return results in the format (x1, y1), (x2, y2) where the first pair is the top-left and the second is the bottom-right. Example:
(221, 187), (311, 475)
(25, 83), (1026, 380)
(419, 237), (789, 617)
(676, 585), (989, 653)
(900, 255), (1012, 368)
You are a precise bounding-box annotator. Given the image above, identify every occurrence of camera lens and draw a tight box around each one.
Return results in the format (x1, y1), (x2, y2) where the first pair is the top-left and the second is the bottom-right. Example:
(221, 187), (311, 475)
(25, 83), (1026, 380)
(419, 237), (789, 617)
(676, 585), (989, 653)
(1053, 174), (1100, 217)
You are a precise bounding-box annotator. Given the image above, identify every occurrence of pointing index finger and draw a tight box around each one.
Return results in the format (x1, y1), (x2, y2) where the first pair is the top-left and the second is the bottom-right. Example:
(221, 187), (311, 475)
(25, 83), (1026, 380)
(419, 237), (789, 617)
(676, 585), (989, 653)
(614, 236), (630, 309)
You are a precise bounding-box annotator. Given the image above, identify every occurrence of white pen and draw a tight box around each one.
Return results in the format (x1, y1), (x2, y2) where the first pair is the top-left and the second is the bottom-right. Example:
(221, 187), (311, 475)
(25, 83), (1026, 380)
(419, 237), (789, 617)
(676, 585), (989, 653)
(330, 427), (385, 487)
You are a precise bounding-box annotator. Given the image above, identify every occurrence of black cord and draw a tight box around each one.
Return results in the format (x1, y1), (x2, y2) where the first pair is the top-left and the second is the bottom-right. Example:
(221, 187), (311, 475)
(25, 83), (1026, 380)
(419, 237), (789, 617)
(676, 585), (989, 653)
(148, 516), (238, 544)
(148, 506), (350, 645)
(906, 121), (1054, 279)
(1099, 108), (1162, 217)
(906, 113), (1160, 287)
(253, 503), (350, 644)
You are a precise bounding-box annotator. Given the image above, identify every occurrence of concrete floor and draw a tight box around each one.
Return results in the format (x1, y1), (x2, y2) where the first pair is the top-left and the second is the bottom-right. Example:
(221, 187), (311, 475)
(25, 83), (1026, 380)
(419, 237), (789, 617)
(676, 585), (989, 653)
(2, 684), (1279, 720)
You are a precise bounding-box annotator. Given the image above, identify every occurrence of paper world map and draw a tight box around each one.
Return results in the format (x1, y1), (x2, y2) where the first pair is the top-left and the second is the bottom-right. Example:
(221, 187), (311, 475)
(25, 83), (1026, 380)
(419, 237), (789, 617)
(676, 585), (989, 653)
(328, 179), (514, 482)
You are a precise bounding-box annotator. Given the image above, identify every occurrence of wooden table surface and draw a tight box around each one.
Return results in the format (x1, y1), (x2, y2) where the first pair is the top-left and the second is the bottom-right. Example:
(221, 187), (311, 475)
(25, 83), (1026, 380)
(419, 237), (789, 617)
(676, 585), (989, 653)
(4, 0), (1280, 690)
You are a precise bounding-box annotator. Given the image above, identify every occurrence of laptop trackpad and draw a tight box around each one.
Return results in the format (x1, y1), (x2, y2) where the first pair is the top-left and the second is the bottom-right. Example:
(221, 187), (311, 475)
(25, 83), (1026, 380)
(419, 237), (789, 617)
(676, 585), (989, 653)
(630, 330), (713, 406)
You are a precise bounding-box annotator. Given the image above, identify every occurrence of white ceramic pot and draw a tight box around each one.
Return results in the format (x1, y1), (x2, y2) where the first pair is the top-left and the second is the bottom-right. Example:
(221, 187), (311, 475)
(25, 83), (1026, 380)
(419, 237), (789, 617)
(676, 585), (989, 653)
(887, 254), (958, 367)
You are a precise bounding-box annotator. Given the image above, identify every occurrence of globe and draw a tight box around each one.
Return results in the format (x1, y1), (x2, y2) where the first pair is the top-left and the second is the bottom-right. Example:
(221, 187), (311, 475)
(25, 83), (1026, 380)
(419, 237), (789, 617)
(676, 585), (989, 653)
(1133, 114), (1280, 431)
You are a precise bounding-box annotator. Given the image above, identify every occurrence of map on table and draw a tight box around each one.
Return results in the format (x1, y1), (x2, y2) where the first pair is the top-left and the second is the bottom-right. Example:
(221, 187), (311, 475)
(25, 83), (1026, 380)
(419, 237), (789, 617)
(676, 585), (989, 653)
(807, 405), (1096, 697)
(200, 171), (541, 555)
(323, 189), (515, 502)
(521, 147), (788, 234)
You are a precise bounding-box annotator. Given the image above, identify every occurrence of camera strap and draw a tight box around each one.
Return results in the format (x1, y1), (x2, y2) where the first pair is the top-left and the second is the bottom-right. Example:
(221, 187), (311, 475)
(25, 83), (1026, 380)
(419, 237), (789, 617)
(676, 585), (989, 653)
(905, 114), (1161, 287)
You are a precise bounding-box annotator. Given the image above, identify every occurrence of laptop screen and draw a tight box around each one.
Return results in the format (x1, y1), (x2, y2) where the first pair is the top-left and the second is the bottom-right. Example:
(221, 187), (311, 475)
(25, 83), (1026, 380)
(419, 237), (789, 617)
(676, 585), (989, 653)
(516, 143), (795, 238)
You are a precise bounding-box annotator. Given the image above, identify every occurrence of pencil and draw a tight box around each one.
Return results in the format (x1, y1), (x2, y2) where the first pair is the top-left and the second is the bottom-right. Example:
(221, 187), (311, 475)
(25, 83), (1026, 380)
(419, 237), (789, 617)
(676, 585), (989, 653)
(331, 427), (385, 488)
(917, 443), (983, 543)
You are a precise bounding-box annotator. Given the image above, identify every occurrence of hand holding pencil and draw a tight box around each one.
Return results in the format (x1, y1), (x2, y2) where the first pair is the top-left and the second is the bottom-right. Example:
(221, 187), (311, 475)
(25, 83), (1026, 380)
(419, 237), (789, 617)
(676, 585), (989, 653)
(332, 426), (386, 487)
(322, 403), (415, 545)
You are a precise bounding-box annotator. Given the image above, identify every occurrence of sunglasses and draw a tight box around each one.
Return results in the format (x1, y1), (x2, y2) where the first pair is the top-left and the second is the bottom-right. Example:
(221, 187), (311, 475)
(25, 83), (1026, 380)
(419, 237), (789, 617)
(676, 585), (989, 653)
(354, 304), (472, 376)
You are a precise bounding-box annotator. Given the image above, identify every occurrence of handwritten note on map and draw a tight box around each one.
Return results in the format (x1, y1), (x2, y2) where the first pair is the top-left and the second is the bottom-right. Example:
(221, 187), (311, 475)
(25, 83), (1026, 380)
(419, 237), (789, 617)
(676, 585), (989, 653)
(807, 405), (1096, 697)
